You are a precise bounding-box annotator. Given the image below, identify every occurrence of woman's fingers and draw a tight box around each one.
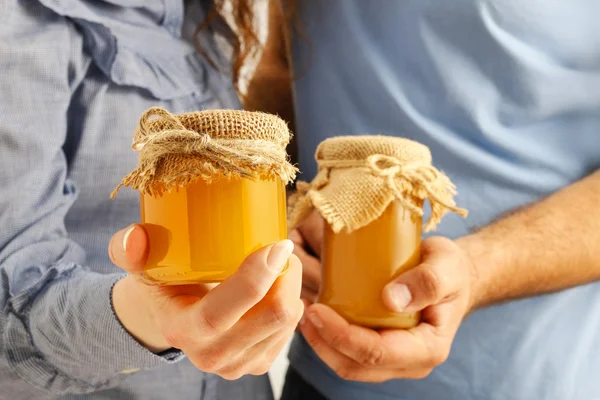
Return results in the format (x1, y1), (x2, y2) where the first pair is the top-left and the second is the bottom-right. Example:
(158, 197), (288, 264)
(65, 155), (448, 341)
(111, 231), (302, 378)
(196, 256), (303, 367)
(109, 224), (149, 273)
(181, 252), (303, 376)
(217, 323), (299, 380)
(176, 240), (300, 338)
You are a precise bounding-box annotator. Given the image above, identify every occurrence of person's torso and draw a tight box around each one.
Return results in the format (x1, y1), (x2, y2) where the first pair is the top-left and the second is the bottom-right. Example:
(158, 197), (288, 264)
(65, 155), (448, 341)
(288, 1), (600, 399)
(9, 1), (269, 399)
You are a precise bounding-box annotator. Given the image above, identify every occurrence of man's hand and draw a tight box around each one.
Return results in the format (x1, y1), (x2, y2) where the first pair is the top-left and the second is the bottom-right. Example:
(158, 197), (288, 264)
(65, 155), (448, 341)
(295, 170), (600, 382)
(289, 210), (324, 304)
(300, 237), (476, 382)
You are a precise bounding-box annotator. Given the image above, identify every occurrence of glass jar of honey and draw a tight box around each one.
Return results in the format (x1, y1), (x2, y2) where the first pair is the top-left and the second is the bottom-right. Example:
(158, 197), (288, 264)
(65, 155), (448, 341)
(112, 107), (297, 285)
(290, 136), (467, 329)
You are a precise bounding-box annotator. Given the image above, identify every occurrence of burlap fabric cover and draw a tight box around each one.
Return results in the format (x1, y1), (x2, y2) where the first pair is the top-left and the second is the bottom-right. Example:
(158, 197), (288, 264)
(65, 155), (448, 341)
(112, 107), (297, 197)
(289, 136), (468, 233)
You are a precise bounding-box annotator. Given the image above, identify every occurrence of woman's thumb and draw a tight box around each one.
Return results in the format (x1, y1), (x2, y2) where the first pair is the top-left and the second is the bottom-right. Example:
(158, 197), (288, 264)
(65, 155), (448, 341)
(109, 224), (149, 273)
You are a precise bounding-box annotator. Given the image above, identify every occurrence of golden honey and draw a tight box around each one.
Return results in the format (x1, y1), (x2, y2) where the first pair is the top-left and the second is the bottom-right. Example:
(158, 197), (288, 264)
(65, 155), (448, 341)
(140, 177), (287, 285)
(319, 200), (422, 329)
(290, 135), (467, 330)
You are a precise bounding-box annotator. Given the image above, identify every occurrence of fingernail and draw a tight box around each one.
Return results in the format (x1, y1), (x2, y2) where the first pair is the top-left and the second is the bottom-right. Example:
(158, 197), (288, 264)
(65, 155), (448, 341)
(266, 240), (294, 272)
(387, 283), (412, 312)
(122, 225), (135, 253)
(308, 312), (323, 329)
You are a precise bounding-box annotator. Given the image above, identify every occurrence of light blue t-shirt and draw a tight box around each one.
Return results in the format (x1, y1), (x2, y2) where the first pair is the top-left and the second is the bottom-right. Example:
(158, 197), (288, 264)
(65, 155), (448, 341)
(288, 1), (600, 399)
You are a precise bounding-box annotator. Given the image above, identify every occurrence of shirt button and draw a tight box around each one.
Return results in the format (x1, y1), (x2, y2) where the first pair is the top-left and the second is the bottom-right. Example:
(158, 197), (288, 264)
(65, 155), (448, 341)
(120, 368), (140, 374)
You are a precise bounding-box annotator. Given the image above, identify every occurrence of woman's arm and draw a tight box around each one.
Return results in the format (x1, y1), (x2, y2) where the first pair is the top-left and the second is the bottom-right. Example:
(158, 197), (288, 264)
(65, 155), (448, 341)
(0, 3), (184, 395)
(1, 4), (305, 396)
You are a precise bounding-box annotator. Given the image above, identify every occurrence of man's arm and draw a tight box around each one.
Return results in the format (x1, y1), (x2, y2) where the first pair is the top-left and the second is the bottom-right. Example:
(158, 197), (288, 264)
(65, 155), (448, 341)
(295, 169), (600, 382)
(462, 169), (600, 310)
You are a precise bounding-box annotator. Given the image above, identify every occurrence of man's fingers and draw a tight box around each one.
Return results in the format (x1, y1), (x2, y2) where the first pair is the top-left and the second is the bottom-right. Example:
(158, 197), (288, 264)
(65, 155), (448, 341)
(296, 210), (325, 257)
(304, 304), (450, 370)
(382, 237), (464, 313)
(300, 312), (360, 375)
(303, 304), (391, 366)
(188, 241), (296, 337)
(300, 311), (404, 383)
(290, 228), (321, 304)
(299, 253), (321, 293)
(419, 298), (466, 336)
(109, 224), (149, 273)
(289, 228), (321, 295)
(301, 287), (319, 304)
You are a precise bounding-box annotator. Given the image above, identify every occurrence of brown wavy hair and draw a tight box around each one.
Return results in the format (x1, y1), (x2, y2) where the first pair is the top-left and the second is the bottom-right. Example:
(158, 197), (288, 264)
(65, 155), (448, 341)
(206, 1), (260, 92)
(198, 0), (296, 95)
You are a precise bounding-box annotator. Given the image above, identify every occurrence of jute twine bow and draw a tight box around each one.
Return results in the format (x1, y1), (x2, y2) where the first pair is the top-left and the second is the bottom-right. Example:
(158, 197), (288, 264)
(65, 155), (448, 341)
(111, 107), (297, 197)
(290, 142), (468, 233)
(365, 154), (466, 224)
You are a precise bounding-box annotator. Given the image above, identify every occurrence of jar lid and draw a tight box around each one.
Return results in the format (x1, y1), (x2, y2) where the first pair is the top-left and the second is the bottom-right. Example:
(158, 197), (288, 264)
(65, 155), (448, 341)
(112, 107), (297, 197)
(316, 135), (432, 166)
(290, 135), (467, 233)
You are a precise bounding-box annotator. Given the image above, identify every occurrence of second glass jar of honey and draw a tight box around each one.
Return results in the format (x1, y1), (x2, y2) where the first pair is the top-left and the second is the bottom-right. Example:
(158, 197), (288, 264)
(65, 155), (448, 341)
(113, 107), (297, 285)
(290, 136), (467, 329)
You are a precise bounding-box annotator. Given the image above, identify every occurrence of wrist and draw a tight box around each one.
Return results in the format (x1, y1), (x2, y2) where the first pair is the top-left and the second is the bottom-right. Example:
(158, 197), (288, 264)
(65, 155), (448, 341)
(112, 276), (171, 353)
(456, 234), (494, 312)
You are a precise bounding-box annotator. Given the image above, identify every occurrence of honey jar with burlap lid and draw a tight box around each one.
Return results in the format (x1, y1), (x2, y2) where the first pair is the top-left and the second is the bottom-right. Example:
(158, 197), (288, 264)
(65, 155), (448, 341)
(112, 107), (297, 285)
(290, 135), (467, 329)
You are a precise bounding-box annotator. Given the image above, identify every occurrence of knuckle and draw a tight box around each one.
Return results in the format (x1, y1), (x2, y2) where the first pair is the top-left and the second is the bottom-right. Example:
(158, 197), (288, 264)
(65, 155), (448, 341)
(303, 331), (322, 350)
(410, 369), (433, 379)
(162, 326), (185, 349)
(329, 332), (351, 350)
(264, 348), (281, 366)
(219, 370), (245, 381)
(357, 345), (385, 366)
(288, 228), (302, 243)
(290, 300), (305, 325)
(196, 310), (221, 337)
(429, 348), (449, 366)
(336, 365), (358, 381)
(245, 279), (268, 303)
(425, 236), (456, 253)
(191, 358), (215, 373)
(193, 352), (222, 373)
(420, 266), (443, 302)
(250, 361), (272, 376)
(268, 298), (294, 326)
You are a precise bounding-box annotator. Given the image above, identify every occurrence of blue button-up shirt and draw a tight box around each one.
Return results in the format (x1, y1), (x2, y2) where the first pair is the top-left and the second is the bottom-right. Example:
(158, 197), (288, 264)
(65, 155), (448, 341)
(0, 1), (271, 399)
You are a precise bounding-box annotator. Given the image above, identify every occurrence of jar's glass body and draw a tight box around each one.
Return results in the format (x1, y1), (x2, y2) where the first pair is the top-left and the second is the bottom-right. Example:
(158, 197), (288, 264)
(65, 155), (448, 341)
(319, 200), (422, 329)
(140, 177), (287, 285)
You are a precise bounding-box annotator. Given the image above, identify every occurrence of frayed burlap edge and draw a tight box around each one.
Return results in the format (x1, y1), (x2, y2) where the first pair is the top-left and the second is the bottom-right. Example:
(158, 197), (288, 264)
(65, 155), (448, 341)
(289, 154), (468, 233)
(111, 107), (298, 198)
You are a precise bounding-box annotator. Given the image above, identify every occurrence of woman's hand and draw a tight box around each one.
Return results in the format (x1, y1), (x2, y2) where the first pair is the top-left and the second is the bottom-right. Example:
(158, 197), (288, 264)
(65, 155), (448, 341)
(109, 224), (304, 380)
